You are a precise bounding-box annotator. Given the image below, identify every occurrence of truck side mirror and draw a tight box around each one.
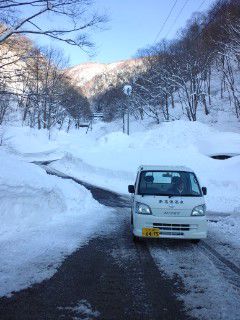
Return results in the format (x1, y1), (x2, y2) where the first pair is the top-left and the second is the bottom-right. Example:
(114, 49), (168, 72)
(202, 187), (207, 196)
(128, 185), (135, 194)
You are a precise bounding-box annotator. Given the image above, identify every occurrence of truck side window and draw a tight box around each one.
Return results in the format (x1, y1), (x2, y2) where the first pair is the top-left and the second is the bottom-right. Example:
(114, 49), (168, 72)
(135, 172), (139, 188)
(190, 174), (200, 194)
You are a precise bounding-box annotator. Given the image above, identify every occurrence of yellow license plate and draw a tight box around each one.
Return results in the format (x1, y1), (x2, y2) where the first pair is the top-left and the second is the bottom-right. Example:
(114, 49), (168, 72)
(142, 228), (160, 238)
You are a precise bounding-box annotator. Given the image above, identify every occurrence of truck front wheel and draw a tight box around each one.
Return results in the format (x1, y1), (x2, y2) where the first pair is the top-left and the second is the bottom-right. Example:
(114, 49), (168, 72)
(133, 234), (139, 242)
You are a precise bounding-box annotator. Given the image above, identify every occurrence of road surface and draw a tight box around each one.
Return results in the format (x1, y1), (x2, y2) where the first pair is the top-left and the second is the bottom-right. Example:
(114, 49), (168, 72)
(0, 165), (239, 319)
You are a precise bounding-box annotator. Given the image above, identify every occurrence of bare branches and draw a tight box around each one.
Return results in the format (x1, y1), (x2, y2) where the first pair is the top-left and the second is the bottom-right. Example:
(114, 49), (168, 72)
(0, 0), (107, 49)
(0, 1), (45, 9)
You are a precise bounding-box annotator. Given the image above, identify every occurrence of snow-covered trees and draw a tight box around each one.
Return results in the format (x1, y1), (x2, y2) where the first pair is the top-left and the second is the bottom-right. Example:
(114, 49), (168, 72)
(96, 0), (240, 124)
(0, 0), (105, 132)
(16, 46), (91, 131)
(94, 85), (128, 122)
(216, 21), (240, 119)
(91, 63), (143, 122)
(0, 1), (98, 132)
(0, 39), (91, 131)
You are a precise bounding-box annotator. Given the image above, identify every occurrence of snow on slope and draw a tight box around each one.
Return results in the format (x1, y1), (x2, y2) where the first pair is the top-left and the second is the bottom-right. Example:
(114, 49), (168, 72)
(66, 62), (107, 86)
(66, 59), (139, 86)
(0, 149), (111, 297)
(66, 58), (144, 97)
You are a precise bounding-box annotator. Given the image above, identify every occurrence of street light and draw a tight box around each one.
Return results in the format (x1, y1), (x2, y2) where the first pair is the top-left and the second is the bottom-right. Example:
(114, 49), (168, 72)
(123, 84), (132, 135)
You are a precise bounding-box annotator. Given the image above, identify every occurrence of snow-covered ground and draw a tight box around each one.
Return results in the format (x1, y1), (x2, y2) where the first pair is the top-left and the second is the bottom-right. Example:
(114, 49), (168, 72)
(58, 299), (100, 319)
(0, 149), (112, 297)
(148, 209), (240, 320)
(150, 234), (240, 320)
(3, 119), (240, 213)
(1, 117), (240, 305)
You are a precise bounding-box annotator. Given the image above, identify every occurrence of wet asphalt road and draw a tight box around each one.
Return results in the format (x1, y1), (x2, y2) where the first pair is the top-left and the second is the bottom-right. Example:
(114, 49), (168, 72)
(0, 166), (194, 320)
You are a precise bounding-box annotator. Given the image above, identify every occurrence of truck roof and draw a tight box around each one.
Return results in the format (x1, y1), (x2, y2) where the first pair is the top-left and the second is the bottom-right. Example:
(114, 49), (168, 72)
(138, 165), (194, 172)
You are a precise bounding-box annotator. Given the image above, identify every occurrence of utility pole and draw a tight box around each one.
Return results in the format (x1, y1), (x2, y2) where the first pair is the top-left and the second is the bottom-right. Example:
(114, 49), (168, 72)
(122, 110), (125, 134)
(123, 84), (132, 135)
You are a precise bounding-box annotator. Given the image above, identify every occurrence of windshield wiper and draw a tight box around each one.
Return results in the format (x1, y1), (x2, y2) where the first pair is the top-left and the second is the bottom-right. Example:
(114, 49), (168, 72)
(139, 193), (169, 196)
(140, 193), (200, 197)
(168, 193), (200, 197)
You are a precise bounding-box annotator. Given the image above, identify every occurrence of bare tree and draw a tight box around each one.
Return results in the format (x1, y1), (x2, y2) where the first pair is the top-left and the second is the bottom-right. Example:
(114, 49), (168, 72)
(0, 70), (14, 125)
(216, 21), (240, 118)
(16, 45), (91, 134)
(0, 0), (106, 50)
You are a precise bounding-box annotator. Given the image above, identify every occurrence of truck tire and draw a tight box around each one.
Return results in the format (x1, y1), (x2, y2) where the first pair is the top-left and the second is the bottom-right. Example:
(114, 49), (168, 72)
(133, 234), (142, 242)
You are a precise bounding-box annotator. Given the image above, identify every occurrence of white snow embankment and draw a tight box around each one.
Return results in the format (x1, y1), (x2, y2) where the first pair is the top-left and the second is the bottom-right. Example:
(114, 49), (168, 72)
(49, 152), (134, 194)
(3, 120), (240, 212)
(0, 150), (111, 297)
(50, 121), (240, 213)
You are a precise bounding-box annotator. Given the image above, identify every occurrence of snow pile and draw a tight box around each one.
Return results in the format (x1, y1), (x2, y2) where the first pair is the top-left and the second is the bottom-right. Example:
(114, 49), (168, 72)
(49, 120), (240, 213)
(3, 120), (240, 212)
(4, 126), (65, 160)
(50, 152), (133, 193)
(0, 150), (110, 297)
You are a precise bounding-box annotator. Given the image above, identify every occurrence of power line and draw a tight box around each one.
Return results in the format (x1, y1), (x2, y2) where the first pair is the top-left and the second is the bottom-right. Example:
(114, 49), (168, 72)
(193, 1), (223, 42)
(165, 0), (209, 39)
(196, 0), (207, 12)
(165, 0), (190, 38)
(154, 0), (178, 43)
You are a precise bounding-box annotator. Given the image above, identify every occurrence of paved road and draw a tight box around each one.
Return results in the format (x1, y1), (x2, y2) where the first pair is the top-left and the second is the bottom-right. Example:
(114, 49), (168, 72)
(0, 166), (194, 320)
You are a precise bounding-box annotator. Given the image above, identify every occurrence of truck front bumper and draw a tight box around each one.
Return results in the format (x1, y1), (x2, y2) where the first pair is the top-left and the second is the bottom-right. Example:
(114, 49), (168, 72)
(133, 214), (207, 239)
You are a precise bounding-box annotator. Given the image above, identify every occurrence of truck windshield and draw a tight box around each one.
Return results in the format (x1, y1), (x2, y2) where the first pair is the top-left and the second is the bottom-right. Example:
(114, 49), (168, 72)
(138, 170), (201, 196)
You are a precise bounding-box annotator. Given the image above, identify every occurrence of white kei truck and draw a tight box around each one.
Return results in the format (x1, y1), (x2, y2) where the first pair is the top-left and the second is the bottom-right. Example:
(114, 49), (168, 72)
(128, 165), (207, 243)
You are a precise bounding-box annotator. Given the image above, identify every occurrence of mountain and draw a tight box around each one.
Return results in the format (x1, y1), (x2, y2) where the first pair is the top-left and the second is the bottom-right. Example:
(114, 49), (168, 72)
(65, 58), (145, 98)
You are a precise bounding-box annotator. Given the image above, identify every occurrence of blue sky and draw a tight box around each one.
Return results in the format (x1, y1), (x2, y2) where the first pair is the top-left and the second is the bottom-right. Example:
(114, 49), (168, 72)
(28, 0), (217, 66)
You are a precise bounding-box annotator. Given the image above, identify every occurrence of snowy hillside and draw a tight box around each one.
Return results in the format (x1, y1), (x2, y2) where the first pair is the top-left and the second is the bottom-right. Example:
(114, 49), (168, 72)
(66, 58), (145, 98)
(159, 58), (240, 127)
(66, 62), (108, 85)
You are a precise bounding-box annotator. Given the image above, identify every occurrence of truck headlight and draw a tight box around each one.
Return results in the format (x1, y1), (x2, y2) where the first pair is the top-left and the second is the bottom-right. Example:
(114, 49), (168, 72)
(191, 204), (206, 216)
(136, 202), (152, 215)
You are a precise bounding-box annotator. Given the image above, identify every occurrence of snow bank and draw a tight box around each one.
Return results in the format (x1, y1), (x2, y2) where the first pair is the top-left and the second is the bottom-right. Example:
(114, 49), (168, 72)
(3, 120), (240, 212)
(0, 150), (111, 297)
(50, 121), (240, 213)
(49, 152), (134, 194)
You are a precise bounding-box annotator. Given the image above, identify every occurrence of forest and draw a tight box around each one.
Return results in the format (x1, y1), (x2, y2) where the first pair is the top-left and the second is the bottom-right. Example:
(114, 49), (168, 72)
(95, 0), (240, 124)
(0, 0), (103, 133)
(0, 0), (240, 132)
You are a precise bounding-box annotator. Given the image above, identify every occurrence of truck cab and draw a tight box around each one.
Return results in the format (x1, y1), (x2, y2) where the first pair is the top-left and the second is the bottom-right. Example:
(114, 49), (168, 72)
(128, 165), (207, 242)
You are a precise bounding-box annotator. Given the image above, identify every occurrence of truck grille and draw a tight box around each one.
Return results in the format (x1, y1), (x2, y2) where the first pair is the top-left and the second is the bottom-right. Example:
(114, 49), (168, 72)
(153, 223), (197, 232)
